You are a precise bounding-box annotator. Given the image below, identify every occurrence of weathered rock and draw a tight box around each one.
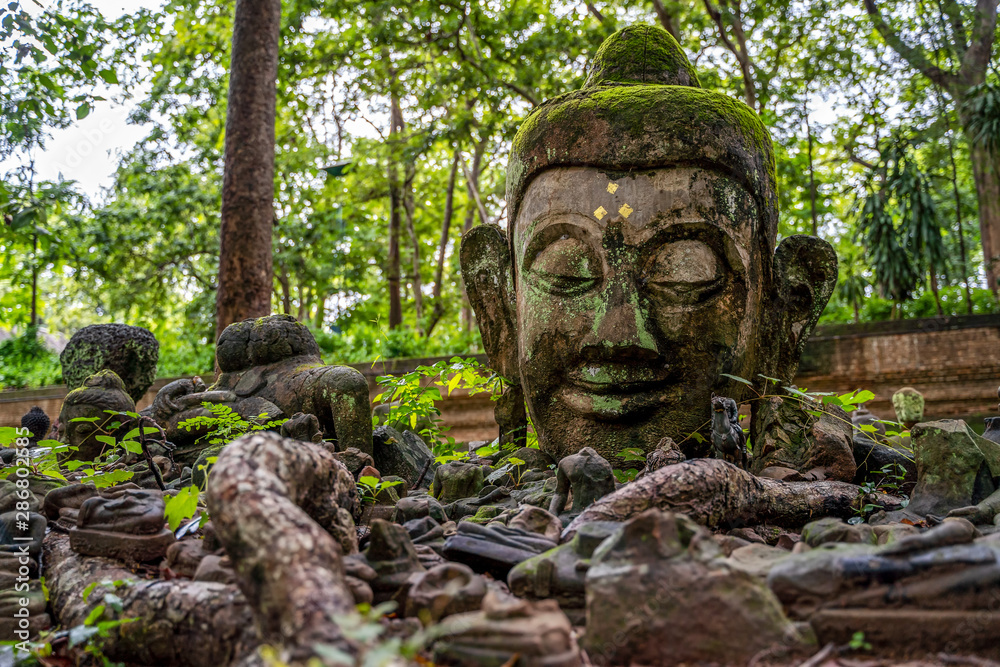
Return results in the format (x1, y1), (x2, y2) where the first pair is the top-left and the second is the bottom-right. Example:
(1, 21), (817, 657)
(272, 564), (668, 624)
(907, 419), (1000, 517)
(278, 411), (324, 444)
(508, 521), (619, 624)
(751, 395), (856, 482)
(395, 494), (448, 524)
(358, 519), (426, 604)
(164, 539), (211, 578)
(192, 554), (238, 585)
(507, 505), (561, 542)
(372, 425), (435, 487)
(405, 563), (487, 625)
(429, 591), (581, 667)
(332, 446), (375, 477)
(583, 509), (800, 665)
(460, 23), (837, 465)
(60, 323), (159, 401)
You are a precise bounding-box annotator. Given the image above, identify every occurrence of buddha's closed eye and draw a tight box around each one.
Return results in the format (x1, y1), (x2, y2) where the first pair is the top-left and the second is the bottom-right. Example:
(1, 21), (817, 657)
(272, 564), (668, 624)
(528, 236), (600, 296)
(643, 239), (724, 304)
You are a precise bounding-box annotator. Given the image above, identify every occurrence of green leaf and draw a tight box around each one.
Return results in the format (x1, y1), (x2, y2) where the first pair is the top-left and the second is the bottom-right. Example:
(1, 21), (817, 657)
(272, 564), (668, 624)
(94, 434), (116, 446)
(164, 485), (199, 531)
(121, 439), (143, 455)
(84, 604), (106, 626)
(97, 68), (118, 84)
(76, 102), (90, 120)
(720, 373), (753, 386)
(358, 475), (379, 489)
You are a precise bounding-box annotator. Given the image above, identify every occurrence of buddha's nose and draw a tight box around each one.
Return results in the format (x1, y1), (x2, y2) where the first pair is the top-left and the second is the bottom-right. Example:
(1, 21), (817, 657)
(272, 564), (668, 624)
(581, 273), (660, 362)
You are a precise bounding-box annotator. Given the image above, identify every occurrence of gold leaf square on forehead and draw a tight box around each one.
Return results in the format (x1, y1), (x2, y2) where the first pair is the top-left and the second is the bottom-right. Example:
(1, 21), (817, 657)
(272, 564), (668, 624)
(606, 182), (619, 194)
(593, 206), (607, 221)
(618, 203), (633, 219)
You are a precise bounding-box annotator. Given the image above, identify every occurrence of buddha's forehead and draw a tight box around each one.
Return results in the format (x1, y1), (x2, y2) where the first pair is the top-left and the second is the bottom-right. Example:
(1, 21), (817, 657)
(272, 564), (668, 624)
(513, 166), (758, 257)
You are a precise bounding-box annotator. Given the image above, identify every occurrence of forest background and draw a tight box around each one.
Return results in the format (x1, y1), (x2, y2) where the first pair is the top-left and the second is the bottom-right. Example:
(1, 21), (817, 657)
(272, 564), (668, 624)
(1, 0), (999, 390)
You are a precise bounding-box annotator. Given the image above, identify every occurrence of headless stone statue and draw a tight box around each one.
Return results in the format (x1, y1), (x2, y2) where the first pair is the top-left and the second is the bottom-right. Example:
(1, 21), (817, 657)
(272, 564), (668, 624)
(460, 24), (837, 463)
(143, 315), (373, 457)
(548, 446), (616, 517)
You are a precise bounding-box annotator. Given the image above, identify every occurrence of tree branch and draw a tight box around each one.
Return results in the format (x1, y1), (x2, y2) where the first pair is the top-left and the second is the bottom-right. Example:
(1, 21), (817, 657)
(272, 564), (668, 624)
(863, 0), (959, 92)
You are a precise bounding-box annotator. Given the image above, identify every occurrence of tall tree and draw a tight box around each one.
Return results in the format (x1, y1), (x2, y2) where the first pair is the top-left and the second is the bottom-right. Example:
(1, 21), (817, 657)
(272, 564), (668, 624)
(863, 0), (999, 299)
(215, 0), (281, 340)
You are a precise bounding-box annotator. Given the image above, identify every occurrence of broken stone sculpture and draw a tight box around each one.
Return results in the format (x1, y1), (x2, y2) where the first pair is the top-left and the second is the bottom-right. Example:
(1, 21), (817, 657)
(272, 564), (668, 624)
(904, 419), (1000, 518)
(145, 314), (372, 456)
(57, 370), (137, 462)
(354, 519), (426, 604)
(583, 509), (800, 666)
(429, 460), (485, 505)
(405, 562), (487, 626)
(547, 446), (616, 519)
(751, 394), (856, 482)
(21, 406), (50, 445)
(429, 590), (581, 667)
(508, 520), (620, 624)
(443, 519), (558, 580)
(69, 488), (175, 561)
(768, 518), (1000, 657)
(710, 395), (748, 468)
(892, 386), (925, 429)
(60, 323), (159, 401)
(459, 23), (837, 463)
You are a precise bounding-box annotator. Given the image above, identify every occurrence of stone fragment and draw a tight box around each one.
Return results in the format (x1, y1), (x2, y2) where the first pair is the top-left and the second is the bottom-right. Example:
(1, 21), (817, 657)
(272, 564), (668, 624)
(508, 521), (619, 624)
(42, 482), (98, 520)
(395, 494), (448, 524)
(908, 419), (1000, 517)
(547, 447), (615, 517)
(60, 323), (159, 401)
(357, 519), (425, 604)
(372, 425), (435, 487)
(892, 386), (925, 428)
(751, 396), (857, 482)
(429, 591), (581, 667)
(443, 520), (557, 580)
(69, 488), (174, 562)
(507, 505), (561, 542)
(406, 562), (488, 625)
(192, 554), (237, 585)
(430, 461), (485, 504)
(583, 509), (800, 666)
(333, 447), (375, 477)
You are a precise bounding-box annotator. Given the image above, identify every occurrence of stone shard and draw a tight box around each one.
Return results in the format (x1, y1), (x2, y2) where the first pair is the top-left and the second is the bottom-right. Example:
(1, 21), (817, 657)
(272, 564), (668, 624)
(908, 419), (1000, 517)
(583, 509), (800, 666)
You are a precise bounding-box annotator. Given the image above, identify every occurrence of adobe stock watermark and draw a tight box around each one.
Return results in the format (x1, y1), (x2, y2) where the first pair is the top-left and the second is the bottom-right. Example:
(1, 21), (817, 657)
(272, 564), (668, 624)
(10, 426), (36, 651)
(51, 117), (116, 176)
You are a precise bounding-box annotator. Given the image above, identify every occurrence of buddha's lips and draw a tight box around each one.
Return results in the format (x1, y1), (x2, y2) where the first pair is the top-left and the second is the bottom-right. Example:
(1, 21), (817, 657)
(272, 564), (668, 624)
(566, 366), (672, 395)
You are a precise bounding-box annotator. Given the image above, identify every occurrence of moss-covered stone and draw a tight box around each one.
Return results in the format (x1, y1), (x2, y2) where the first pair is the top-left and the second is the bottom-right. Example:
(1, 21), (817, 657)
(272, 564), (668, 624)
(585, 24), (700, 88)
(60, 324), (158, 401)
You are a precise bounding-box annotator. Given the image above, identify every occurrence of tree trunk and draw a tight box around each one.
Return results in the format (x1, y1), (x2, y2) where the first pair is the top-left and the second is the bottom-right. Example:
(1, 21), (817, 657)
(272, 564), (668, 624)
(650, 0), (681, 42)
(30, 233), (37, 327)
(967, 141), (1000, 300)
(387, 89), (404, 329)
(806, 105), (818, 236)
(946, 126), (974, 313)
(206, 431), (361, 662)
(44, 533), (258, 666)
(930, 271), (944, 316)
(278, 264), (291, 315)
(566, 458), (865, 535)
(215, 0), (280, 342)
(428, 150), (460, 337)
(460, 140), (486, 333)
(403, 161), (424, 333)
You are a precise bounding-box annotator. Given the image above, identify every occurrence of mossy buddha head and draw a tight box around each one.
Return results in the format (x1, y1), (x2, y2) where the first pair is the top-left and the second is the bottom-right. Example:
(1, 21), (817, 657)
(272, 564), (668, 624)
(460, 24), (837, 462)
(58, 369), (136, 461)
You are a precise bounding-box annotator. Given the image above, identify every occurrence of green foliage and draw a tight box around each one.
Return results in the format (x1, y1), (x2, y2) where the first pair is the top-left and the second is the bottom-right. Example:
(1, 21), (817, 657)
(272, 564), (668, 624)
(373, 356), (499, 456)
(356, 475), (403, 505)
(964, 81), (1000, 153)
(164, 484), (200, 531)
(177, 402), (287, 446)
(848, 630), (872, 651)
(0, 326), (61, 389)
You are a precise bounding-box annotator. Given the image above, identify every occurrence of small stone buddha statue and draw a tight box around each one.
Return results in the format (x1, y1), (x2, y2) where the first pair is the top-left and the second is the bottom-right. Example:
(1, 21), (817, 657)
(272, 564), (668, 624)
(460, 24), (837, 462)
(57, 370), (136, 461)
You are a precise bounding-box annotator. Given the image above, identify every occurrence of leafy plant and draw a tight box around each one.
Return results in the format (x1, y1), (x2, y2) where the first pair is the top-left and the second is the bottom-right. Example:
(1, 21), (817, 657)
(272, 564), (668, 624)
(356, 475), (403, 505)
(850, 462), (909, 522)
(177, 402), (287, 446)
(373, 356), (501, 457)
(614, 447), (646, 483)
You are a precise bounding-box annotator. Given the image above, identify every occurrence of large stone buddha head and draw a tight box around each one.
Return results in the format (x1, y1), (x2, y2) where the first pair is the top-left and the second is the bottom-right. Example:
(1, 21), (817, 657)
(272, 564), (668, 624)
(460, 25), (837, 463)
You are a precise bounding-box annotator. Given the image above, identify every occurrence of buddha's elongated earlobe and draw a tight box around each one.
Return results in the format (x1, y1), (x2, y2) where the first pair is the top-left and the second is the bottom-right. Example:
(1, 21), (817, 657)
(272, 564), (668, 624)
(771, 235), (838, 382)
(460, 224), (519, 381)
